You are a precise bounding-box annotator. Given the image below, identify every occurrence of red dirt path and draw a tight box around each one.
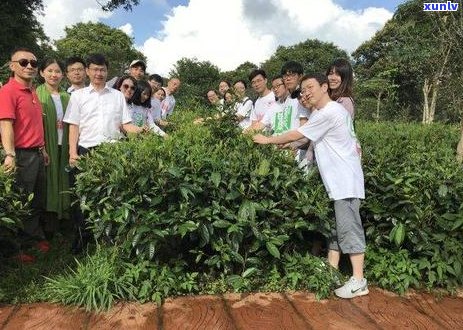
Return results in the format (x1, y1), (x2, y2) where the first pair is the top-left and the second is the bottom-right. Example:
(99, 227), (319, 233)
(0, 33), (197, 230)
(1, 288), (462, 329)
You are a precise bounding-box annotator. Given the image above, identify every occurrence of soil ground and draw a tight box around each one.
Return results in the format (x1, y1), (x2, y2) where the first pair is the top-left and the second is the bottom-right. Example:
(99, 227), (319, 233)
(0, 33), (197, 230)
(1, 288), (462, 329)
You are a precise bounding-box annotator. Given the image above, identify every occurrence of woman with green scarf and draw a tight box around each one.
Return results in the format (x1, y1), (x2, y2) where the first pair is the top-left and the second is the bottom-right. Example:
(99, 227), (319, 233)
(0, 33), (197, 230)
(37, 58), (71, 236)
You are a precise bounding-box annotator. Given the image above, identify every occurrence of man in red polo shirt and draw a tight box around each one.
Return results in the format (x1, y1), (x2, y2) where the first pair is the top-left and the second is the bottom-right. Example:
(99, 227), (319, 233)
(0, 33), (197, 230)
(0, 48), (50, 261)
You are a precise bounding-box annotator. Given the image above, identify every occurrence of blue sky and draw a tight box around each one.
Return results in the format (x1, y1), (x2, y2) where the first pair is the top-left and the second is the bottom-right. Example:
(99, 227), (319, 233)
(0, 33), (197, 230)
(335, 0), (406, 11)
(38, 0), (408, 75)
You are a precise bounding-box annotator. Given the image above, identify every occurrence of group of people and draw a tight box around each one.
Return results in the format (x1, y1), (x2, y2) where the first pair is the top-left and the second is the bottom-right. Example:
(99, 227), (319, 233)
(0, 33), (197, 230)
(0, 49), (181, 258)
(0, 46), (367, 299)
(110, 59), (181, 137)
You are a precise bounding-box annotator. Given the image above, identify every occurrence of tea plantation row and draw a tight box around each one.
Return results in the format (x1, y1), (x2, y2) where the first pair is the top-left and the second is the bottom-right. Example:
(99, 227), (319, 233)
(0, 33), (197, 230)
(1, 110), (462, 309)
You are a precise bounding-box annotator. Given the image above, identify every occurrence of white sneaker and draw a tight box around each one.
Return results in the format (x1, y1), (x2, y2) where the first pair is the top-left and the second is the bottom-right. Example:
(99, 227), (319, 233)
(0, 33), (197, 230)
(334, 276), (369, 299)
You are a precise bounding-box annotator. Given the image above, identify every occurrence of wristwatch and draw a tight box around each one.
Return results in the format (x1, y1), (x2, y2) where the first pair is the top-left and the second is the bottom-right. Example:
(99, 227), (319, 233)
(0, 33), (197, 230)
(5, 152), (16, 158)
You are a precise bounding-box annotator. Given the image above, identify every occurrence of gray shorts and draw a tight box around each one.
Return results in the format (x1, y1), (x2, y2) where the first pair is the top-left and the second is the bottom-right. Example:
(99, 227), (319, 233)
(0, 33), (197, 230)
(328, 198), (366, 254)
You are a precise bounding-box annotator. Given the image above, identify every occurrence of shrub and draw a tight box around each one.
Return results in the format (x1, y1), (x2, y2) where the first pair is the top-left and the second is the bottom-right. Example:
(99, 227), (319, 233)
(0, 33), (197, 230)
(359, 122), (463, 290)
(74, 112), (331, 274)
(51, 113), (463, 310)
(365, 247), (421, 294)
(0, 168), (31, 231)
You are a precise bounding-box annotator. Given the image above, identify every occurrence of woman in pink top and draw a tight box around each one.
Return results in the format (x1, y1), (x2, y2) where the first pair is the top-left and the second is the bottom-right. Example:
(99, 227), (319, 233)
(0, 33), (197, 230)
(326, 59), (355, 119)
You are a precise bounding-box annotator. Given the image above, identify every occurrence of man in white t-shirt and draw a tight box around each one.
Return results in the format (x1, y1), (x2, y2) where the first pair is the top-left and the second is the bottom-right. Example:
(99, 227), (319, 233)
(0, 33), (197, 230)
(253, 73), (367, 300)
(161, 77), (181, 119)
(245, 69), (279, 132)
(280, 61), (313, 158)
(254, 76), (309, 135)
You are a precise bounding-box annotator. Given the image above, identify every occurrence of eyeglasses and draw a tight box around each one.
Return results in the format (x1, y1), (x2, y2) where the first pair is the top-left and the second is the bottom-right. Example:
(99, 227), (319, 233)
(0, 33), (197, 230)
(122, 84), (135, 91)
(12, 59), (38, 68)
(272, 83), (285, 90)
(282, 72), (298, 79)
(68, 67), (84, 73)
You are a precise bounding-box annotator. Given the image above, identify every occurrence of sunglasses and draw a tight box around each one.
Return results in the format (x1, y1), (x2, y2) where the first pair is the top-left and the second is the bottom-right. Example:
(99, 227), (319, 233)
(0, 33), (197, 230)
(12, 59), (38, 68)
(122, 84), (135, 91)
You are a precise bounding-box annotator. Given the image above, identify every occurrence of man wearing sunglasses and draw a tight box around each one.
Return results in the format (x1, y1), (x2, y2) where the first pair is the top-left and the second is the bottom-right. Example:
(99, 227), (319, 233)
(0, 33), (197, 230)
(0, 47), (49, 261)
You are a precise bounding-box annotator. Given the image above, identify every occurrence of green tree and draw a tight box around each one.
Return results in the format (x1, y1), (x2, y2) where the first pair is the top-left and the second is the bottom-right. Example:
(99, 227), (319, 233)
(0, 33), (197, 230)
(55, 22), (145, 78)
(221, 61), (258, 86)
(168, 57), (221, 107)
(261, 39), (349, 79)
(353, 0), (463, 124)
(355, 69), (399, 121)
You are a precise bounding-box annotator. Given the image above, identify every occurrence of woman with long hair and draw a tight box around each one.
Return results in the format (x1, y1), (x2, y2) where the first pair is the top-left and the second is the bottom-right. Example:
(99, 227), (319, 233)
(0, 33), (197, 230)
(131, 80), (166, 137)
(113, 75), (137, 104)
(326, 58), (355, 119)
(36, 58), (71, 240)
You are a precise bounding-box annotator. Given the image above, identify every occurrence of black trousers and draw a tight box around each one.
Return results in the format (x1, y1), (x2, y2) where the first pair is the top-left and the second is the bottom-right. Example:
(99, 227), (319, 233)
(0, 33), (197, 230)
(15, 148), (46, 240)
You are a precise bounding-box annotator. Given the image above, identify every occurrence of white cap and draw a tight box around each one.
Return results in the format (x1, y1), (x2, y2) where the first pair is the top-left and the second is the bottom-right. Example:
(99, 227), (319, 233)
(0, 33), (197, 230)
(129, 59), (146, 70)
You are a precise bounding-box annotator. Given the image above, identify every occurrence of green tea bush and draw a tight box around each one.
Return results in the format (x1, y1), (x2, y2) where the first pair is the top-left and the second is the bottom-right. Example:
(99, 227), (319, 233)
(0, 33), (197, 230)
(120, 259), (199, 304)
(358, 122), (463, 290)
(365, 247), (421, 294)
(47, 114), (463, 309)
(75, 112), (331, 273)
(0, 168), (31, 231)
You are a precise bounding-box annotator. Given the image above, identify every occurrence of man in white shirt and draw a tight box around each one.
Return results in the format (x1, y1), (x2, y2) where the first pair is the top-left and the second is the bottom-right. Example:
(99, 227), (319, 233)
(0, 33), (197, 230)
(253, 76), (309, 135)
(65, 56), (86, 94)
(161, 77), (181, 119)
(280, 61), (314, 164)
(63, 53), (143, 253)
(253, 73), (367, 300)
(246, 69), (279, 132)
(65, 54), (142, 162)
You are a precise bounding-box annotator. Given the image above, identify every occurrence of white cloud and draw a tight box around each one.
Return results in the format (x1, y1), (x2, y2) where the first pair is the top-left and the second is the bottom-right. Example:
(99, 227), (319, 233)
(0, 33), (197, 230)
(140, 0), (277, 75)
(36, 0), (112, 41)
(118, 23), (134, 37)
(140, 0), (393, 76)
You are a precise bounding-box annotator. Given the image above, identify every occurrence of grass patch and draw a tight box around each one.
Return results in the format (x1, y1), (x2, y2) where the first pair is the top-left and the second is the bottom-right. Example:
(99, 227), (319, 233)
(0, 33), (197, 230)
(0, 232), (80, 304)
